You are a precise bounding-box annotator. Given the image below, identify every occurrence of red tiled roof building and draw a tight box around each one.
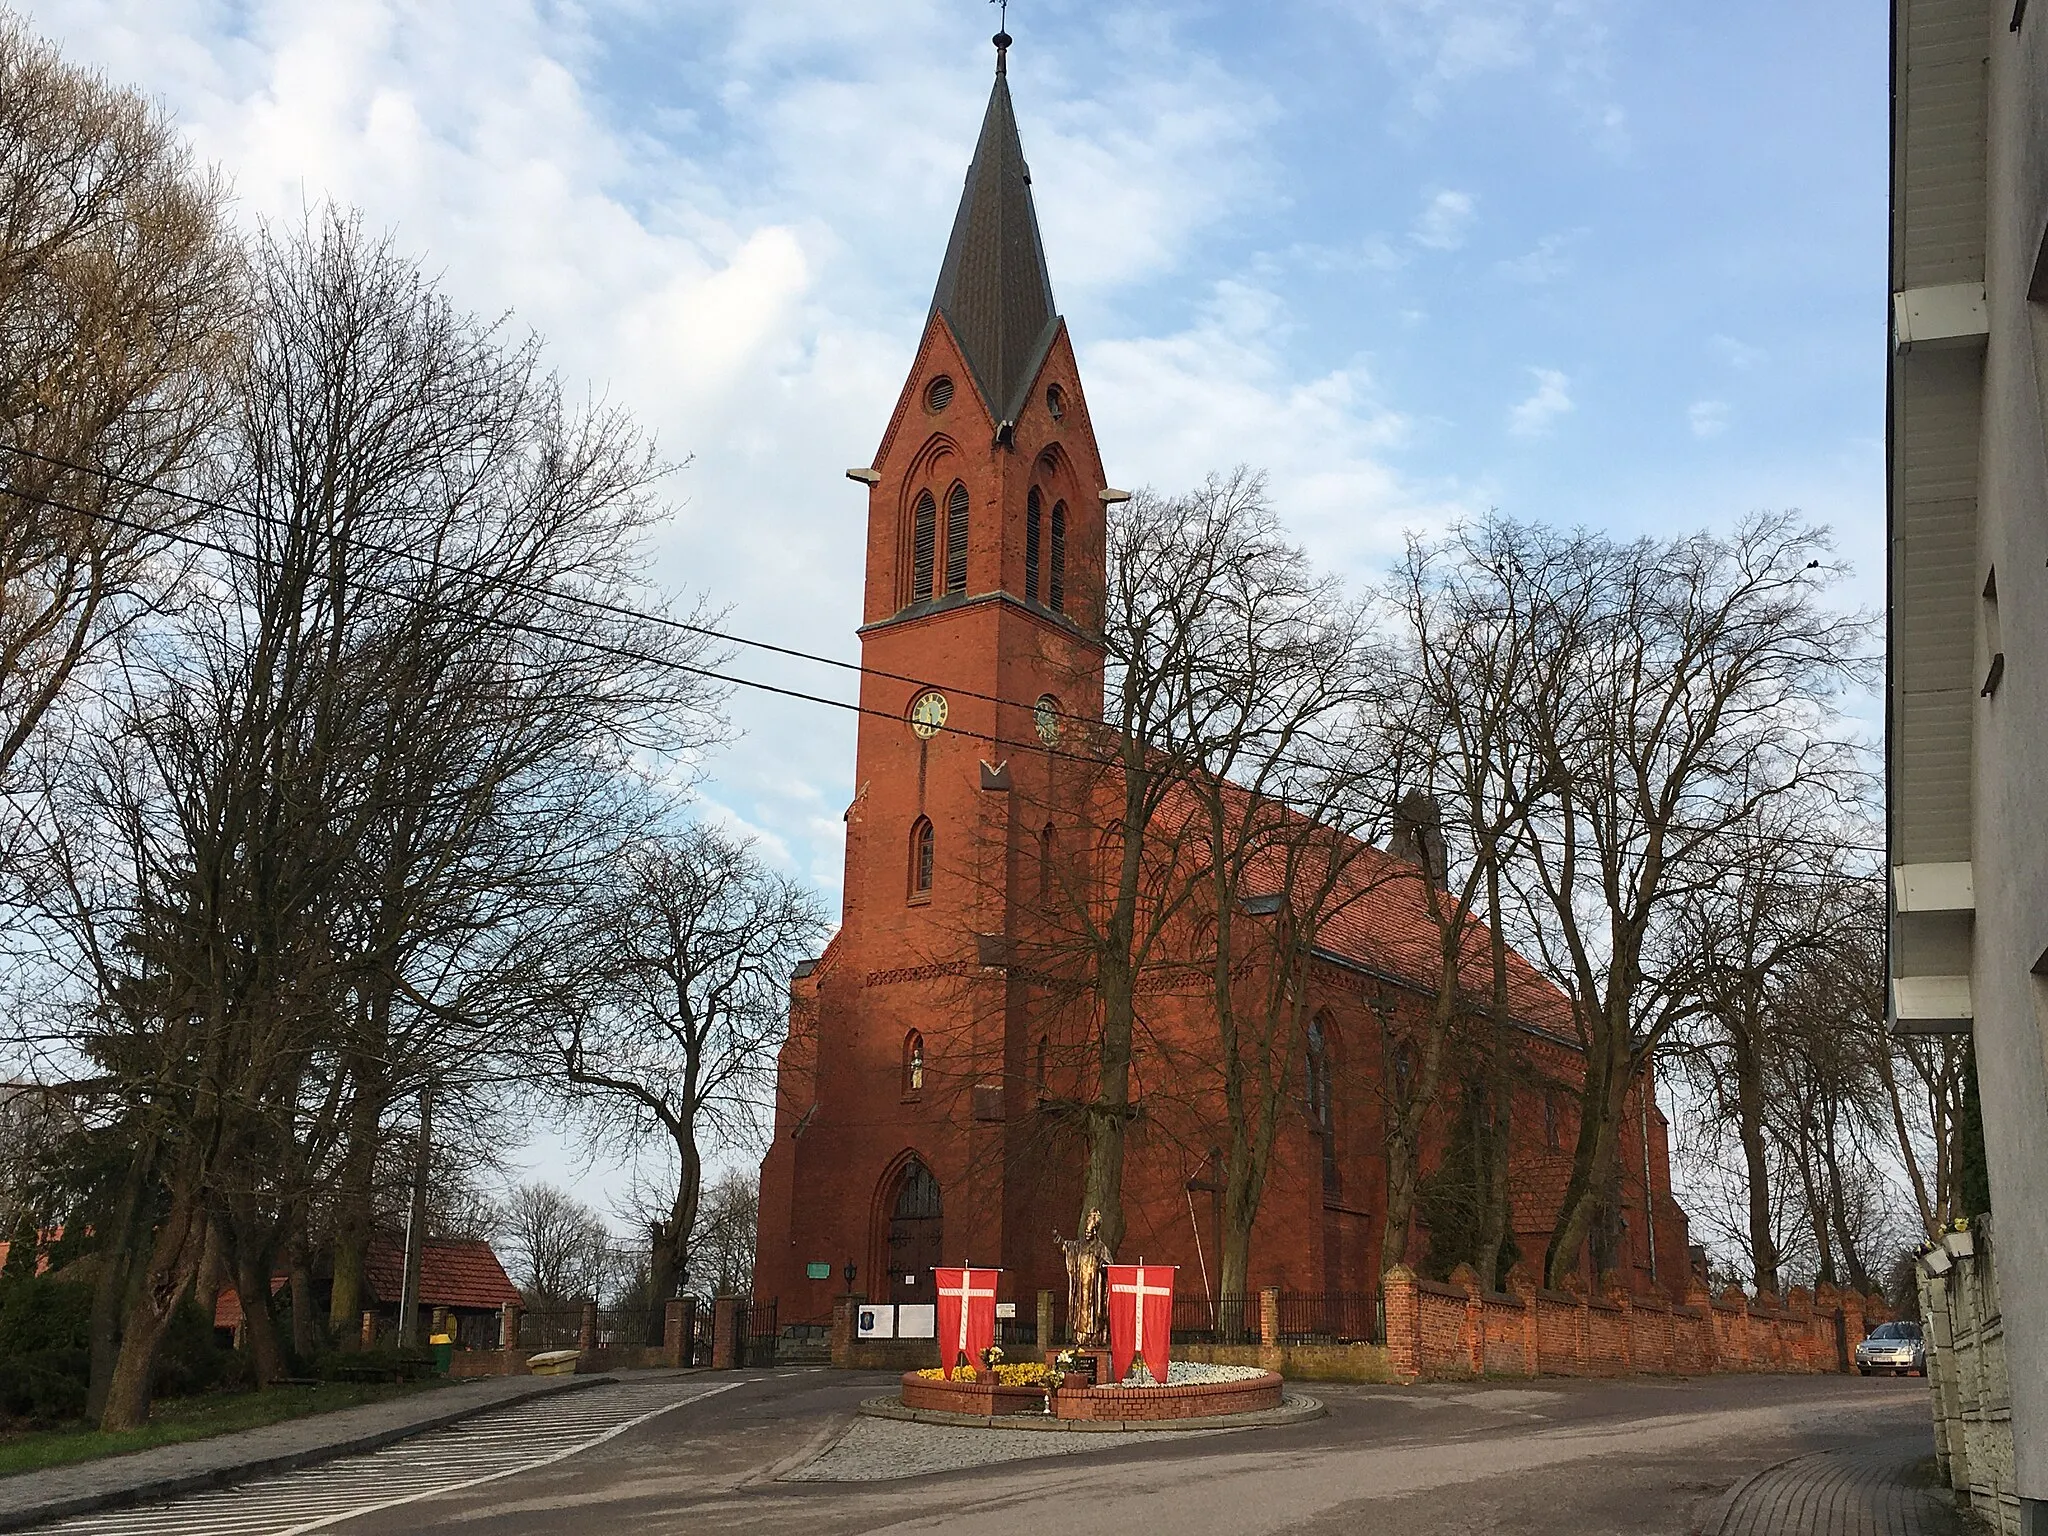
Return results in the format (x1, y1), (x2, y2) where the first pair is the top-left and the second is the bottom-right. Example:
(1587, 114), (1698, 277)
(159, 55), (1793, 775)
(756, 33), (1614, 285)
(754, 38), (1691, 1327)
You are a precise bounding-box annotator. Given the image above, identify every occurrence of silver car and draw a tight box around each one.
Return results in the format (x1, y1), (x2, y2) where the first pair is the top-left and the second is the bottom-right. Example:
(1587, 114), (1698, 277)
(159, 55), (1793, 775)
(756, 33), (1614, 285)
(1856, 1320), (1926, 1376)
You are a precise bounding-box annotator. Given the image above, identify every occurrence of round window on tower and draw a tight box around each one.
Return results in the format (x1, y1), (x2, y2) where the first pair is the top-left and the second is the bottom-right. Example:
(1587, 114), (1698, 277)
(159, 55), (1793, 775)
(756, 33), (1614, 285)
(926, 376), (955, 413)
(1045, 383), (1065, 421)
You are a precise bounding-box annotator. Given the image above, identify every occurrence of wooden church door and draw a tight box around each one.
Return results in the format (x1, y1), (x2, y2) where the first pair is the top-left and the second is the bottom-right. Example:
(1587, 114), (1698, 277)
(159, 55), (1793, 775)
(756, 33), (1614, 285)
(885, 1160), (943, 1302)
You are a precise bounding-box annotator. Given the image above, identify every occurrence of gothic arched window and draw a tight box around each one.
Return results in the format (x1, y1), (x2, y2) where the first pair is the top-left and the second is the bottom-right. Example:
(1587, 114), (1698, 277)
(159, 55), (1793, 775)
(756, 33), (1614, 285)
(910, 817), (934, 900)
(945, 483), (969, 595)
(1306, 1015), (1331, 1133)
(911, 491), (937, 603)
(904, 1031), (925, 1096)
(1308, 1012), (1339, 1196)
(1025, 487), (1043, 603)
(1049, 500), (1067, 613)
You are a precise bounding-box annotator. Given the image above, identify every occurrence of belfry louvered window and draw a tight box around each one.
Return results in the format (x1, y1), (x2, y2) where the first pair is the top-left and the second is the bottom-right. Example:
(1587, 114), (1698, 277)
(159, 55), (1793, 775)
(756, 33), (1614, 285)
(945, 484), (969, 594)
(911, 490), (937, 603)
(1049, 500), (1067, 613)
(1025, 487), (1042, 603)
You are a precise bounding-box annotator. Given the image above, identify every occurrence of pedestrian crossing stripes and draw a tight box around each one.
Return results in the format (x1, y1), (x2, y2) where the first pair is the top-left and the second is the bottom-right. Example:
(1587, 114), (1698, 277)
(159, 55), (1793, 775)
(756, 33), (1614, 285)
(45, 1378), (743, 1536)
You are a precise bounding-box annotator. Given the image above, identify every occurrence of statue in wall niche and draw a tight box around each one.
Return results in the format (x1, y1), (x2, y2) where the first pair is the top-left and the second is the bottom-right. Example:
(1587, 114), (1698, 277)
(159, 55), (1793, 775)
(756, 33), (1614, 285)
(1055, 1208), (1113, 1347)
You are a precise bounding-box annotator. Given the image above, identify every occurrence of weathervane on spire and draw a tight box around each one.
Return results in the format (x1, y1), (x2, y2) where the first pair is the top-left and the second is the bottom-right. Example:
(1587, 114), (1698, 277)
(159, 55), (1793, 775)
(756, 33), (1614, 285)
(991, 0), (1012, 68)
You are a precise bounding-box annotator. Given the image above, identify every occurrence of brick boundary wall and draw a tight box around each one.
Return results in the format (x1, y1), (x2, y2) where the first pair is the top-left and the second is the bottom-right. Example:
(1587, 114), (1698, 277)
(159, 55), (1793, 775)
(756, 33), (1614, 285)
(1378, 1264), (1889, 1381)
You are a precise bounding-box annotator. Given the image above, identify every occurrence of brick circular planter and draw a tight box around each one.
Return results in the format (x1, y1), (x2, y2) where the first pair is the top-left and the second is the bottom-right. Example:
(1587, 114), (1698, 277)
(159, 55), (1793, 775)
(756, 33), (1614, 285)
(898, 1369), (1284, 1422)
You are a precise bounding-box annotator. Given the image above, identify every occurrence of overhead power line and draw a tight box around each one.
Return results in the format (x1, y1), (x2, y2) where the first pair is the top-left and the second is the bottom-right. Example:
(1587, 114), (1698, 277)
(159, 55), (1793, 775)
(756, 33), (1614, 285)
(1, 442), (1888, 860)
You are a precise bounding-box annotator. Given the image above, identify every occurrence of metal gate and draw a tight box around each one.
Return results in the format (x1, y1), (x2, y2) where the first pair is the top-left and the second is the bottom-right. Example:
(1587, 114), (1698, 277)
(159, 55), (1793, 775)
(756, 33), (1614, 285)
(730, 1298), (778, 1366)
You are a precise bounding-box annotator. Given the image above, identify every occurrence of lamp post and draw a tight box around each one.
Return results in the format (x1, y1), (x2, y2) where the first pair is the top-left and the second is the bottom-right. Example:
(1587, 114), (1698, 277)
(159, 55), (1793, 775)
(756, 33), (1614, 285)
(843, 1259), (857, 1295)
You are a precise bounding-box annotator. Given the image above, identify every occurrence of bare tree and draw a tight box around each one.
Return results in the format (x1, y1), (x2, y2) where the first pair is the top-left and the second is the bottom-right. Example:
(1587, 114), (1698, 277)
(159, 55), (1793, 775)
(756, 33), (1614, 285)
(498, 1182), (610, 1309)
(688, 1168), (759, 1300)
(1498, 515), (1871, 1288)
(1031, 472), (1293, 1253)
(1666, 804), (1873, 1294)
(21, 208), (724, 1427)
(1163, 516), (1393, 1299)
(1382, 521), (1557, 1283)
(0, 15), (237, 791)
(542, 822), (825, 1317)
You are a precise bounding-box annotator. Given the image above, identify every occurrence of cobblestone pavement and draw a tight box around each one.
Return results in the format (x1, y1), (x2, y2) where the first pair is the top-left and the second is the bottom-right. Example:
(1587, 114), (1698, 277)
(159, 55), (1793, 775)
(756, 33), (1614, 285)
(781, 1413), (1233, 1481)
(1707, 1433), (1969, 1536)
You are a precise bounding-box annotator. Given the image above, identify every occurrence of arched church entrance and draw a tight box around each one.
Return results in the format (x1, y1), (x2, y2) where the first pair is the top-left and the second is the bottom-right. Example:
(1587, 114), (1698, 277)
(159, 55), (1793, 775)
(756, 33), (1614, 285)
(880, 1157), (943, 1304)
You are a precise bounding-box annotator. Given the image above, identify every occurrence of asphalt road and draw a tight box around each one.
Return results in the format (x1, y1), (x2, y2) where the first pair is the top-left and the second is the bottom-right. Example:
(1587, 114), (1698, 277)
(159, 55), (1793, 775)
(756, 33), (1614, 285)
(75, 1370), (1940, 1536)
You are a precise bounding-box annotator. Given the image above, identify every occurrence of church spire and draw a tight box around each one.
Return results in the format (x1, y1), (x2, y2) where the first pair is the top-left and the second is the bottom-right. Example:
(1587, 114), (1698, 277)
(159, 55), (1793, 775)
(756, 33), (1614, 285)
(929, 32), (1059, 425)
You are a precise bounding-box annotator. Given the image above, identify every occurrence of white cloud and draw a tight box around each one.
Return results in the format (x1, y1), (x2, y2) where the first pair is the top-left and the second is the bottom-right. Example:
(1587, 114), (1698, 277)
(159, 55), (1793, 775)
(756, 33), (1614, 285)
(1508, 366), (1573, 438)
(1352, 0), (1625, 141)
(1087, 279), (1466, 571)
(1689, 399), (1730, 438)
(1495, 230), (1579, 283)
(1410, 189), (1476, 251)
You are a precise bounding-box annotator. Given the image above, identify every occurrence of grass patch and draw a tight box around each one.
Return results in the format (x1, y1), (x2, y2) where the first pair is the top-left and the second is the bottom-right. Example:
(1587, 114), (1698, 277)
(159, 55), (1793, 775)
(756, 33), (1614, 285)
(0, 1380), (447, 1478)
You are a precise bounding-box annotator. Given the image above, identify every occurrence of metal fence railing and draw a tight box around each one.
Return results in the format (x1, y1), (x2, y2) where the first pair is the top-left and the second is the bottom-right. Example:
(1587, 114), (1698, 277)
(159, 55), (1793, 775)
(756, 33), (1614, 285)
(1170, 1294), (1259, 1346)
(1274, 1292), (1380, 1345)
(518, 1307), (588, 1351)
(598, 1304), (662, 1350)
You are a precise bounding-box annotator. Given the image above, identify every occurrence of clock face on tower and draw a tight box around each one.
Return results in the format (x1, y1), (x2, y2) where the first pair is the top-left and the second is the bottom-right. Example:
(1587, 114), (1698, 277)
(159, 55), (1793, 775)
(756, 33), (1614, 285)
(909, 690), (949, 739)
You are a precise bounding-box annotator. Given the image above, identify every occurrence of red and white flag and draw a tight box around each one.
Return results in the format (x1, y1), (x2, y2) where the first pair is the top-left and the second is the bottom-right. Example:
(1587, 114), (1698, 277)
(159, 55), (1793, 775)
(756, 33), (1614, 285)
(1106, 1263), (1176, 1385)
(933, 1266), (1000, 1379)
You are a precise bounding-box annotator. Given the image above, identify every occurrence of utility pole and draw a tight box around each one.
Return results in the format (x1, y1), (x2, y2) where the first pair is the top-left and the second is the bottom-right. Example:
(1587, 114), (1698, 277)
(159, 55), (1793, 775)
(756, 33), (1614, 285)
(398, 1078), (433, 1346)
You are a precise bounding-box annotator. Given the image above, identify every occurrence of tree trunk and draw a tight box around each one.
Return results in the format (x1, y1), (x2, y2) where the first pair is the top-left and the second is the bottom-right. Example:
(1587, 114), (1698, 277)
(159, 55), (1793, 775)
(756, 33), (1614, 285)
(288, 1240), (317, 1361)
(1080, 947), (1135, 1252)
(1793, 1116), (1837, 1286)
(86, 1147), (151, 1424)
(1219, 1174), (1255, 1324)
(1818, 1101), (1870, 1288)
(230, 1222), (285, 1387)
(1732, 1025), (1780, 1295)
(193, 1219), (226, 1339)
(328, 1057), (385, 1338)
(1544, 1010), (1629, 1290)
(98, 1186), (206, 1432)
(649, 1134), (703, 1346)
(1472, 861), (1515, 1290)
(398, 1082), (432, 1346)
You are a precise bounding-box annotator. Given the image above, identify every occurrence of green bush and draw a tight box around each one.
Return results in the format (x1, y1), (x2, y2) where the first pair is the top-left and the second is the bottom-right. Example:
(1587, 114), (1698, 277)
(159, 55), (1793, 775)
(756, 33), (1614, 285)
(153, 1297), (234, 1398)
(0, 1348), (89, 1421)
(0, 1277), (93, 1355)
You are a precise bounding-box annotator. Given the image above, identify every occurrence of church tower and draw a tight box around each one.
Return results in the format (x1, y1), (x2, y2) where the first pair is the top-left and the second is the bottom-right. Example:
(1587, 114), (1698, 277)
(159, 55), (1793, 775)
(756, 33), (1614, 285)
(755, 32), (1111, 1325)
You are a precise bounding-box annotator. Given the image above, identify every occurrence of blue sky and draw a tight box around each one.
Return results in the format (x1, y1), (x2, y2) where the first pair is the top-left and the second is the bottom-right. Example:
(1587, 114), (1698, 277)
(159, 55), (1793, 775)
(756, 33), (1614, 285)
(17, 0), (1889, 1217)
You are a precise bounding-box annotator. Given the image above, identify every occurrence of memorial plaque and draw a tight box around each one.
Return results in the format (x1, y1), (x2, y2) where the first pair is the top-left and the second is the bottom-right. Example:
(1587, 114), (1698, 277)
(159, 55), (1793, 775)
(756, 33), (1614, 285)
(1071, 1352), (1099, 1386)
(897, 1303), (938, 1339)
(994, 1301), (1016, 1319)
(806, 1261), (832, 1280)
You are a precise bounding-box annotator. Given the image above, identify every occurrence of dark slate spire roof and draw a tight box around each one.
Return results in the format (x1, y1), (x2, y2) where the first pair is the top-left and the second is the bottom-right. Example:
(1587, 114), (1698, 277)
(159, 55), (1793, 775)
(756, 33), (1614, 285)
(929, 36), (1060, 423)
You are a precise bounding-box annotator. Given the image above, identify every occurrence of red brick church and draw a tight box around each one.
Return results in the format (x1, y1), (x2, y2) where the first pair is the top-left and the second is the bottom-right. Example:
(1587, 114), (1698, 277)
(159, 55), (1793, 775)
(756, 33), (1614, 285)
(754, 38), (1692, 1330)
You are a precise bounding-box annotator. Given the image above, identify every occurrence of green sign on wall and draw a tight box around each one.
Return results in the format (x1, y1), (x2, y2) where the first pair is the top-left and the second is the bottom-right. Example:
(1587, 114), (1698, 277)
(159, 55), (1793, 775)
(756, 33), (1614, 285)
(806, 1261), (833, 1280)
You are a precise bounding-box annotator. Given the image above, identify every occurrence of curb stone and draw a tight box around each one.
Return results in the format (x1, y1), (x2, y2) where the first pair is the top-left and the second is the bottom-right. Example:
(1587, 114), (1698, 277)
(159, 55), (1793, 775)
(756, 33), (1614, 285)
(855, 1391), (1324, 1433)
(0, 1374), (614, 1533)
